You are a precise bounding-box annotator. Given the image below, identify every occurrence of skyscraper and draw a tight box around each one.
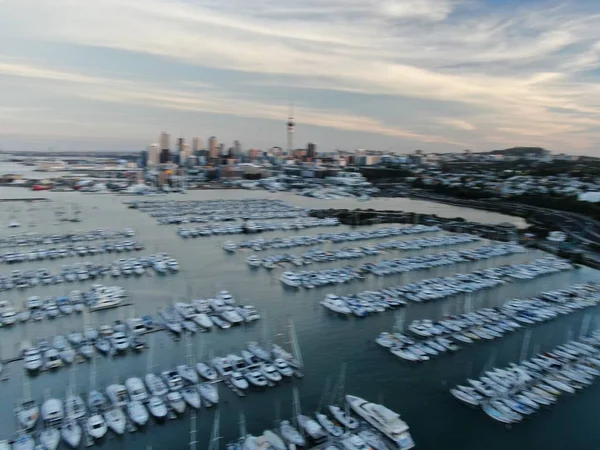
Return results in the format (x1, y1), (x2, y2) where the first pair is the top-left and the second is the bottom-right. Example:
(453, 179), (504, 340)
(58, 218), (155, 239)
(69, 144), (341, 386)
(177, 137), (184, 154)
(233, 140), (241, 157)
(192, 137), (203, 152)
(287, 112), (295, 153)
(307, 142), (317, 159)
(147, 143), (159, 165)
(208, 136), (218, 159)
(159, 131), (170, 151)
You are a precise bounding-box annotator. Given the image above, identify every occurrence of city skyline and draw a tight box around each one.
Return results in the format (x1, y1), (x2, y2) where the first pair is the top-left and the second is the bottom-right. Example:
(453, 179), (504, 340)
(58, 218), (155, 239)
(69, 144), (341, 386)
(1, 0), (600, 155)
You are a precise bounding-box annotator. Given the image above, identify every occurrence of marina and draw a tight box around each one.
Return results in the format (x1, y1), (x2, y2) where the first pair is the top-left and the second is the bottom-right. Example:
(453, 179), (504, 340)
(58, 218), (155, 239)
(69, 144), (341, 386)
(223, 225), (441, 253)
(451, 330), (600, 424)
(245, 234), (482, 269)
(0, 189), (596, 450)
(375, 283), (600, 362)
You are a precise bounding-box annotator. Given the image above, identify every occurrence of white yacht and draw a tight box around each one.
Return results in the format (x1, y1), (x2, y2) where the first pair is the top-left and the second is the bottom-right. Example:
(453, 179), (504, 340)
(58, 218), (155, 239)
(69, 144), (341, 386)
(23, 348), (43, 372)
(61, 420), (82, 449)
(280, 272), (301, 288)
(104, 407), (126, 435)
(247, 255), (262, 267)
(147, 396), (168, 419)
(145, 373), (168, 397)
(86, 414), (107, 440)
(64, 394), (86, 420)
(39, 427), (60, 450)
(212, 357), (234, 377)
(41, 399), (64, 425)
(346, 395), (415, 450)
(127, 401), (149, 426)
(198, 383), (220, 405)
(279, 420), (305, 447)
(106, 384), (128, 408)
(320, 296), (352, 315)
(125, 377), (148, 402)
(174, 302), (196, 319)
(193, 313), (214, 329)
(177, 364), (199, 384)
(89, 295), (123, 311)
(166, 391), (186, 414)
(161, 370), (184, 391)
(196, 362), (218, 381)
(182, 386), (201, 409)
(15, 399), (39, 430)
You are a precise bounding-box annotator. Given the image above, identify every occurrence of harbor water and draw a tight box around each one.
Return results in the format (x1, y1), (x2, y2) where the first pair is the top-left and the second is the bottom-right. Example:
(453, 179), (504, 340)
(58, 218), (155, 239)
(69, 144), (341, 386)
(0, 188), (596, 450)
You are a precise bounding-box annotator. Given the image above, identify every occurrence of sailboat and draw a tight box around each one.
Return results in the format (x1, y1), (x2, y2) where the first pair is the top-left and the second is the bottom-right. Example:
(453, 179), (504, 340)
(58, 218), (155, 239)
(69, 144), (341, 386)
(39, 427), (60, 450)
(11, 432), (34, 450)
(86, 351), (107, 440)
(60, 420), (82, 448)
(15, 375), (39, 431)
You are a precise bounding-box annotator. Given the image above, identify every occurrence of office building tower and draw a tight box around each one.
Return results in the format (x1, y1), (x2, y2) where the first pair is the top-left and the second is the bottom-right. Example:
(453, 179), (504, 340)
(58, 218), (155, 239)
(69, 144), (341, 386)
(147, 144), (159, 165)
(218, 143), (226, 156)
(139, 150), (148, 168)
(159, 131), (170, 151)
(192, 137), (203, 152)
(208, 136), (218, 159)
(307, 142), (317, 159)
(287, 113), (295, 153)
(159, 148), (170, 164)
(177, 137), (184, 154)
(233, 140), (241, 157)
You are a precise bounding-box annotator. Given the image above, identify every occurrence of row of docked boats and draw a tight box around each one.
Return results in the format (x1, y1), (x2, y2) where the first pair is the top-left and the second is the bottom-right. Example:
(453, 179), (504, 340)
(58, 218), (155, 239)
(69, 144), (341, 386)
(228, 395), (414, 450)
(0, 253), (179, 290)
(132, 198), (304, 220)
(321, 256), (573, 307)
(22, 317), (148, 373)
(246, 233), (482, 269)
(160, 291), (261, 334)
(0, 227), (135, 249)
(177, 217), (340, 238)
(13, 366), (221, 448)
(451, 331), (600, 424)
(356, 242), (526, 277)
(377, 284), (600, 362)
(0, 285), (127, 327)
(0, 239), (144, 265)
(157, 209), (305, 224)
(223, 224), (440, 253)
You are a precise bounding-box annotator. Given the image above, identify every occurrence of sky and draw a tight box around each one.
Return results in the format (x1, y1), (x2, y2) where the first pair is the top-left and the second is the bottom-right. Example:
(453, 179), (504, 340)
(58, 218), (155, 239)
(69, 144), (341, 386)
(0, 0), (600, 154)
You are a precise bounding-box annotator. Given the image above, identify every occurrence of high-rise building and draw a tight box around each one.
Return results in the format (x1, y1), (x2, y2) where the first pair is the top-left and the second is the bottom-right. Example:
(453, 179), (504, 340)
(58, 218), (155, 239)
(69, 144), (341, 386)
(177, 137), (184, 154)
(139, 150), (148, 168)
(159, 131), (170, 151)
(208, 136), (218, 159)
(307, 142), (317, 159)
(218, 143), (226, 156)
(159, 148), (170, 164)
(233, 140), (241, 157)
(192, 137), (203, 152)
(287, 113), (295, 153)
(147, 144), (159, 165)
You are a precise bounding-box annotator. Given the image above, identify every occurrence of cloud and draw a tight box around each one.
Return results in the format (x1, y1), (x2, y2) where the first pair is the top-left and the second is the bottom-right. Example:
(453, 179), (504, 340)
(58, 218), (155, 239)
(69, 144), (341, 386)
(1, 0), (600, 152)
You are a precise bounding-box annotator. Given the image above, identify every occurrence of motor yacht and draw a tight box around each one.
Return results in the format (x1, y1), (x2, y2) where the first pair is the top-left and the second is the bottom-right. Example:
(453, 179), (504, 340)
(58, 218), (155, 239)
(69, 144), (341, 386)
(279, 272), (301, 288)
(42, 398), (64, 426)
(230, 371), (249, 390)
(127, 400), (149, 426)
(273, 358), (293, 377)
(86, 413), (107, 440)
(316, 413), (343, 436)
(44, 349), (62, 370)
(196, 362), (218, 381)
(279, 420), (305, 446)
(261, 364), (282, 382)
(23, 348), (43, 372)
(161, 370), (184, 391)
(297, 415), (327, 442)
(166, 391), (186, 414)
(88, 390), (107, 412)
(147, 396), (168, 419)
(247, 255), (262, 267)
(106, 384), (128, 408)
(328, 405), (359, 429)
(125, 377), (148, 402)
(212, 357), (234, 377)
(244, 370), (268, 387)
(346, 395), (415, 450)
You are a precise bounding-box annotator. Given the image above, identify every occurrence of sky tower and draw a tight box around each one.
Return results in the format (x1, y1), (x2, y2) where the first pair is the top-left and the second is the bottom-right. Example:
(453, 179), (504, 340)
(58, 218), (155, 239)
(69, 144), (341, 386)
(286, 106), (295, 153)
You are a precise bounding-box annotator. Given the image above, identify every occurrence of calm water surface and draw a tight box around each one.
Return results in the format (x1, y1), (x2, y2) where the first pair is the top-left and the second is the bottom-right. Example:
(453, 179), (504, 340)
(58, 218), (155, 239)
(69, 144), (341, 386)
(0, 189), (595, 450)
